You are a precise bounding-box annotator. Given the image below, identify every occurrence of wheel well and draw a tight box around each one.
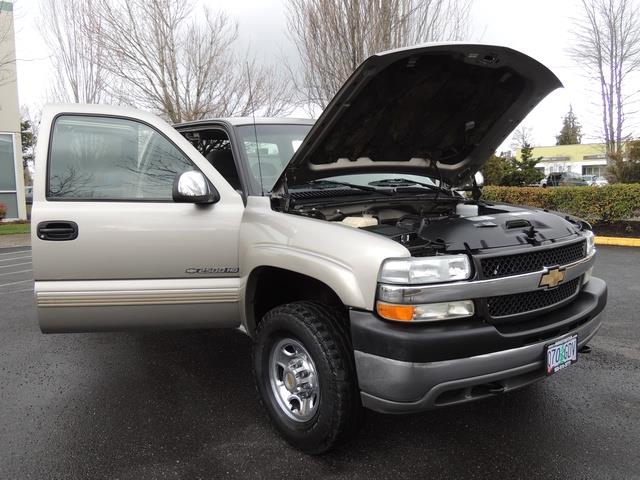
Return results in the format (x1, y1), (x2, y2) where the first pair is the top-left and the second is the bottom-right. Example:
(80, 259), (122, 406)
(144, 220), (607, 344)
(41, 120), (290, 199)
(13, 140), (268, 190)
(245, 267), (346, 336)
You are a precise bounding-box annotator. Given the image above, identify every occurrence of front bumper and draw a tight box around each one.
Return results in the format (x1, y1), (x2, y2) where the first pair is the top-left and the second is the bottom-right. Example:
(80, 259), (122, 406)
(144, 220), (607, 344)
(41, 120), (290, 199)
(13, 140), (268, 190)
(351, 277), (607, 414)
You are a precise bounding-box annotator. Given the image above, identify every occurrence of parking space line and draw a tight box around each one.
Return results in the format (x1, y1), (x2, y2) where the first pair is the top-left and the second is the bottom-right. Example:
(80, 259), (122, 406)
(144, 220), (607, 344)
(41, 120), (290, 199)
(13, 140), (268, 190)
(0, 269), (32, 277)
(0, 262), (32, 269)
(0, 255), (32, 263)
(0, 279), (33, 288)
(0, 250), (31, 256)
(1, 287), (33, 294)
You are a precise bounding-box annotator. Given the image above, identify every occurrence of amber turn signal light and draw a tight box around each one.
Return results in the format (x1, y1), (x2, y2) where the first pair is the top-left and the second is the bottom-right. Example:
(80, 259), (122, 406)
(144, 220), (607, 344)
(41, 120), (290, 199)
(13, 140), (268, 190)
(376, 302), (415, 322)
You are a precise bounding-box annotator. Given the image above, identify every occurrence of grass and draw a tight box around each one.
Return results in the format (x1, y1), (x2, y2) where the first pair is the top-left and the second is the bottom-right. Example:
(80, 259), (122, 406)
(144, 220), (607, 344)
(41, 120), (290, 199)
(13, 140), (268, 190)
(0, 222), (30, 235)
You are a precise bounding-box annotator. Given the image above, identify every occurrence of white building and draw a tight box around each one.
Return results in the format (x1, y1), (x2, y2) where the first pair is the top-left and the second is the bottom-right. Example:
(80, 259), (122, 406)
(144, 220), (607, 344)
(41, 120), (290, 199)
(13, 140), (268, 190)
(515, 143), (609, 178)
(0, 0), (27, 220)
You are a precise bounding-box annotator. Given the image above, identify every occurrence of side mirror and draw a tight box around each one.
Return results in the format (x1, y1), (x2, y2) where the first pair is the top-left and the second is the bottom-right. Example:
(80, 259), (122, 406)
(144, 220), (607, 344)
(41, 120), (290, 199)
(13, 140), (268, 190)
(172, 171), (219, 204)
(474, 171), (485, 187)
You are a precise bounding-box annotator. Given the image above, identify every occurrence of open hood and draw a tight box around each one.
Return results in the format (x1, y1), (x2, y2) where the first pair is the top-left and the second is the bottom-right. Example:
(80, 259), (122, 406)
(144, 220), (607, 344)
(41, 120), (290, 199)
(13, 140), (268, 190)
(274, 43), (562, 190)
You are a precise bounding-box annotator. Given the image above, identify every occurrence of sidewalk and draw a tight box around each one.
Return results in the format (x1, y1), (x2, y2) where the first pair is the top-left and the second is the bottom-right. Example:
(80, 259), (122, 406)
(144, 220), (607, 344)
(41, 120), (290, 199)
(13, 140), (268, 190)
(0, 234), (31, 248)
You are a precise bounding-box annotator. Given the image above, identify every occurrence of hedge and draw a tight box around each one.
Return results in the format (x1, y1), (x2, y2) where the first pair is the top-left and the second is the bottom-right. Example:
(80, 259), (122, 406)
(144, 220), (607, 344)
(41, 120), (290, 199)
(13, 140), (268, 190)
(482, 184), (640, 223)
(0, 202), (6, 220)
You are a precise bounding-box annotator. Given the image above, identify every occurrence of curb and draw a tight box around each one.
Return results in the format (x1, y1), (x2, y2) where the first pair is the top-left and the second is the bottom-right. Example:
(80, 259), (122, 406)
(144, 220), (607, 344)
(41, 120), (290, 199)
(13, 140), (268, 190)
(595, 236), (640, 247)
(0, 233), (31, 249)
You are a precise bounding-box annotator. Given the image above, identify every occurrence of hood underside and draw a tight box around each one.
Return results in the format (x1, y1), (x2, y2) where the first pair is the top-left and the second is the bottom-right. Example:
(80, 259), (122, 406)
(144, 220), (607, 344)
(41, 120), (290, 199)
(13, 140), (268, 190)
(275, 43), (562, 190)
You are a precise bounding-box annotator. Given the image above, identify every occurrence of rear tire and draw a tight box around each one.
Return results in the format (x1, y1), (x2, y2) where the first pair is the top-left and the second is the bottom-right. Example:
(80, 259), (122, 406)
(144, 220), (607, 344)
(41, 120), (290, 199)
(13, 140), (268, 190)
(253, 301), (362, 454)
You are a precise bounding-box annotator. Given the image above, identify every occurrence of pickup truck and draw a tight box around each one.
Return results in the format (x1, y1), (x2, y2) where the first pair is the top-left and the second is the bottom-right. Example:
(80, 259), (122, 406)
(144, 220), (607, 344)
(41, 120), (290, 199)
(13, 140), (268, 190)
(32, 44), (607, 454)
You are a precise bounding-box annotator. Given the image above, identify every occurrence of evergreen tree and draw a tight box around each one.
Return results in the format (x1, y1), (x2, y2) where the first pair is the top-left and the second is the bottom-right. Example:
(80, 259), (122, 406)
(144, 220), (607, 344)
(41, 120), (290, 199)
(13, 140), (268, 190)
(21, 120), (36, 168)
(501, 143), (544, 186)
(481, 154), (508, 185)
(556, 105), (583, 145)
(21, 119), (37, 185)
(609, 139), (640, 183)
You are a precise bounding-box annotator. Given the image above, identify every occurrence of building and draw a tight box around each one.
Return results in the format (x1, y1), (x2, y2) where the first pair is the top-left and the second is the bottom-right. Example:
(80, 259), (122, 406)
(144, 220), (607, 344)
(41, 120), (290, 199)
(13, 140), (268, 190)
(0, 0), (26, 220)
(515, 143), (608, 178)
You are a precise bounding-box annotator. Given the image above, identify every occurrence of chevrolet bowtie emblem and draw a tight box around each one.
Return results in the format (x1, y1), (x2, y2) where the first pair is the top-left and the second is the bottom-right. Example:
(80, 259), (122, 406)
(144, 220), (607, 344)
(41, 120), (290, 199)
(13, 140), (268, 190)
(539, 267), (566, 289)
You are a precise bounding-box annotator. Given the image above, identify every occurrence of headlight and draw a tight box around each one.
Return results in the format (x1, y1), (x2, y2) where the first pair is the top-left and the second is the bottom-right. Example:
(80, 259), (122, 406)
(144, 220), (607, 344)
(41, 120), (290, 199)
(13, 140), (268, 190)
(379, 254), (472, 284)
(584, 230), (596, 255)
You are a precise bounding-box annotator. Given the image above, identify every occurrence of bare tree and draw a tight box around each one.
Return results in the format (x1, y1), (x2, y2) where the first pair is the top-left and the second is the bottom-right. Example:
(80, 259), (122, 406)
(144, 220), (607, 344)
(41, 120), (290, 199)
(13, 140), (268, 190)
(287, 0), (473, 110)
(510, 126), (536, 150)
(570, 0), (640, 162)
(40, 0), (110, 103)
(0, 2), (17, 87)
(82, 0), (292, 122)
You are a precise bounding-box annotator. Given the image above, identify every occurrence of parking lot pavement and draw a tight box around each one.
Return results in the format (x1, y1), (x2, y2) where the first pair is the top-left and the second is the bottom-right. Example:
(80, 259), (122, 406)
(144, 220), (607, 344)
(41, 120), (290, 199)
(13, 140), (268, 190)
(0, 233), (31, 249)
(1, 246), (639, 480)
(0, 246), (33, 293)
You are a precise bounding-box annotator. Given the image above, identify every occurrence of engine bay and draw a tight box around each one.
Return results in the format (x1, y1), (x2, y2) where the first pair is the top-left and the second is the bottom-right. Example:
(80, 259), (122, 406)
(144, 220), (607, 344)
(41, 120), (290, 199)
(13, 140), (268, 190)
(278, 194), (585, 256)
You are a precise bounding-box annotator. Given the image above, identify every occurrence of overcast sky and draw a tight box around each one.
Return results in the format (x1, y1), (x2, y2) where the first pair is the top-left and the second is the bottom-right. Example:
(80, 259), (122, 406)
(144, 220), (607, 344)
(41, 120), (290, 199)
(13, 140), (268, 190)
(11, 0), (640, 150)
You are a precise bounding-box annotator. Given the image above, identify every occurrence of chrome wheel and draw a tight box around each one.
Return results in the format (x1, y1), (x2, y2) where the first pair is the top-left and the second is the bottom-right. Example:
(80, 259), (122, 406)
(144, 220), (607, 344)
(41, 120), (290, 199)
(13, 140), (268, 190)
(268, 338), (320, 422)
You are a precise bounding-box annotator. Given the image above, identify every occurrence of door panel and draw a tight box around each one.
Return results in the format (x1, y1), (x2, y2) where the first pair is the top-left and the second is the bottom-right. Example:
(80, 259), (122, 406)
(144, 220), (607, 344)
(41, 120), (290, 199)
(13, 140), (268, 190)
(32, 105), (245, 331)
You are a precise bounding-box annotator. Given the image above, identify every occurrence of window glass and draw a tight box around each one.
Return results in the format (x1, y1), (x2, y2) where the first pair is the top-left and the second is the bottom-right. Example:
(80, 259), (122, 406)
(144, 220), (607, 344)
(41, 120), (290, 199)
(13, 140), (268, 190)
(582, 165), (606, 176)
(236, 124), (312, 191)
(0, 134), (16, 191)
(48, 115), (194, 200)
(185, 129), (241, 190)
(0, 193), (18, 218)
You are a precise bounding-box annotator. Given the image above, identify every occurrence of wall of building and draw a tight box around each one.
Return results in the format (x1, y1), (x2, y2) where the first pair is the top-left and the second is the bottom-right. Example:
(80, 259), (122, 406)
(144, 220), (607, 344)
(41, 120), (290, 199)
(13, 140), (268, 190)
(515, 143), (608, 178)
(0, 0), (26, 220)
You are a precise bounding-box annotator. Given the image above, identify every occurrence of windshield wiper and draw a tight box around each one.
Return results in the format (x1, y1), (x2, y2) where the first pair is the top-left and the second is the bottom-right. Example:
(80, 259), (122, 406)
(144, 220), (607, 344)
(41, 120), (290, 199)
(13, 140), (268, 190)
(307, 180), (394, 196)
(368, 178), (448, 193)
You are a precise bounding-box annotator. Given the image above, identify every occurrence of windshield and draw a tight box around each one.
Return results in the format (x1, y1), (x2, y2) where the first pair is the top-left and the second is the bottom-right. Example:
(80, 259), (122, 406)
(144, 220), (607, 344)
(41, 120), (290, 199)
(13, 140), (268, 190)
(236, 124), (312, 192)
(236, 124), (442, 193)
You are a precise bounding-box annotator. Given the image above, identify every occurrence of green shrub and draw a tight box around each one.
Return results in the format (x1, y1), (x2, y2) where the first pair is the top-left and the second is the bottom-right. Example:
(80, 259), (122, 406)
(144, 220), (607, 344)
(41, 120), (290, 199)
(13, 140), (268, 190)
(482, 184), (640, 223)
(0, 202), (6, 220)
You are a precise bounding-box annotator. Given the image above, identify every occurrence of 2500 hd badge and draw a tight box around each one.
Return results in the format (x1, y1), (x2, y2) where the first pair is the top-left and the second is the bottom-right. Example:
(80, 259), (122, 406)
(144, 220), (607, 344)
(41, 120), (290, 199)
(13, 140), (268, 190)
(185, 267), (240, 274)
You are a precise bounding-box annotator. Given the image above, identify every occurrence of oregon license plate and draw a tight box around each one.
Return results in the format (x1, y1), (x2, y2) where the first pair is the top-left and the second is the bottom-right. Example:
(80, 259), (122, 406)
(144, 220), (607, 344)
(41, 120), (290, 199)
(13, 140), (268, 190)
(545, 335), (578, 375)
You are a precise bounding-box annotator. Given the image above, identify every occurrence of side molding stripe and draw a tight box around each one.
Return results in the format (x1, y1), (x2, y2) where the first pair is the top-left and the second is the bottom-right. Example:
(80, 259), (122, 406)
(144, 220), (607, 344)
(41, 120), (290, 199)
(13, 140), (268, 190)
(37, 289), (239, 307)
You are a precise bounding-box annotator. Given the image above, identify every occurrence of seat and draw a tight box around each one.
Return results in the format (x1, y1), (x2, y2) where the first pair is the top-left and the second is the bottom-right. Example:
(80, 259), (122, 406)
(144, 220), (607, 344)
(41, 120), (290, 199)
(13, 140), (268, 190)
(206, 149), (242, 190)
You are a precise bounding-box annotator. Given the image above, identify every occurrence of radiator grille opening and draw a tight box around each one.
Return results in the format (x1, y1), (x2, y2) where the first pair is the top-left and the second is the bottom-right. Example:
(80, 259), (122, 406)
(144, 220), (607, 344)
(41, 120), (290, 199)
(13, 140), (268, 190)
(487, 277), (581, 318)
(480, 241), (586, 279)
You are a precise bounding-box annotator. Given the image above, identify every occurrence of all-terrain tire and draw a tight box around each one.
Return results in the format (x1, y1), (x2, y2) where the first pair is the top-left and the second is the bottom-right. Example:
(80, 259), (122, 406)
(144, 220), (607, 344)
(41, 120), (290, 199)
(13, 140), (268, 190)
(253, 301), (363, 454)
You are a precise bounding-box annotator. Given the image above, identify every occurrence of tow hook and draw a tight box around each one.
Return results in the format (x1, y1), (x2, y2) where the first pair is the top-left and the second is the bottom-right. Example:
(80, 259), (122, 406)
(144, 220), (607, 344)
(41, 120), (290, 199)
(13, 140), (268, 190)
(580, 345), (592, 354)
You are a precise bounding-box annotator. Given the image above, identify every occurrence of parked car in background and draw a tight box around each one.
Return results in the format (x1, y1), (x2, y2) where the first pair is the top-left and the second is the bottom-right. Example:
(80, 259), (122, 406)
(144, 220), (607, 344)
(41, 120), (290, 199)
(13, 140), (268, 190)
(583, 175), (608, 187)
(541, 171), (588, 187)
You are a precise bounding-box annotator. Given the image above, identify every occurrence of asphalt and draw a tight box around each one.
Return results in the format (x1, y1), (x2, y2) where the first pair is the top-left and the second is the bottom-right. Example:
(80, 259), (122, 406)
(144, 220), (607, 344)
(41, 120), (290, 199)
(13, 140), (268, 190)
(0, 246), (638, 479)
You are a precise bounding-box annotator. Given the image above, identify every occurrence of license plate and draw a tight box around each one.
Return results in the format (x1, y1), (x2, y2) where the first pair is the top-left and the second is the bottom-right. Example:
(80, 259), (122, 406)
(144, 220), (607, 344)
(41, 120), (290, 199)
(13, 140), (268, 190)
(545, 334), (578, 376)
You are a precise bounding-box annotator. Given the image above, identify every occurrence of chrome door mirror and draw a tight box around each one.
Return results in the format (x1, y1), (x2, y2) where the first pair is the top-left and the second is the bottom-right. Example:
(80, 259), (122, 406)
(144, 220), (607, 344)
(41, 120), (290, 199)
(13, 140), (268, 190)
(474, 171), (485, 187)
(172, 171), (219, 204)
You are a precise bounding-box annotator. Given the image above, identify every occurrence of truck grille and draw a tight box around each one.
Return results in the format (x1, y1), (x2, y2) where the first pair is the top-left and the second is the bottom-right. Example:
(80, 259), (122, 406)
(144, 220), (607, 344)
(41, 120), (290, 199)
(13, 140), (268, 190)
(486, 277), (581, 318)
(480, 240), (586, 279)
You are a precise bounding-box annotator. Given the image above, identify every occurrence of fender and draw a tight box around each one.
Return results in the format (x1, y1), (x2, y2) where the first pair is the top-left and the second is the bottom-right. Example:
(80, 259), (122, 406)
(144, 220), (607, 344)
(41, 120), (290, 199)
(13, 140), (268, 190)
(238, 197), (409, 329)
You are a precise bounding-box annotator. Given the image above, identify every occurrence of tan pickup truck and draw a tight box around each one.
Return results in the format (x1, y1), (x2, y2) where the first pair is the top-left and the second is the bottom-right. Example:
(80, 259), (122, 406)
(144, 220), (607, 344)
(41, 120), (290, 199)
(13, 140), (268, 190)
(31, 43), (607, 453)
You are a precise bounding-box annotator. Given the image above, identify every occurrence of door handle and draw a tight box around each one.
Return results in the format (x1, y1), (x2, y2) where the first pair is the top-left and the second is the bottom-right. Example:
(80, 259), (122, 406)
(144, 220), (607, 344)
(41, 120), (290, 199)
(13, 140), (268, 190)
(37, 221), (79, 241)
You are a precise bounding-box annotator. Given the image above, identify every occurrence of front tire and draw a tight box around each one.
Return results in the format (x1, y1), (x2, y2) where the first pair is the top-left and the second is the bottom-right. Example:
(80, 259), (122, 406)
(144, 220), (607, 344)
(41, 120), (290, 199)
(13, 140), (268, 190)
(253, 301), (362, 454)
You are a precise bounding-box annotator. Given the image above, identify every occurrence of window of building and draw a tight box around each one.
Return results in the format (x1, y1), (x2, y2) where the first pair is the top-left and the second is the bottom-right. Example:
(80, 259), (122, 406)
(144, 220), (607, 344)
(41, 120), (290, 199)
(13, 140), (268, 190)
(582, 165), (606, 177)
(0, 133), (18, 218)
(48, 115), (195, 201)
(542, 156), (571, 162)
